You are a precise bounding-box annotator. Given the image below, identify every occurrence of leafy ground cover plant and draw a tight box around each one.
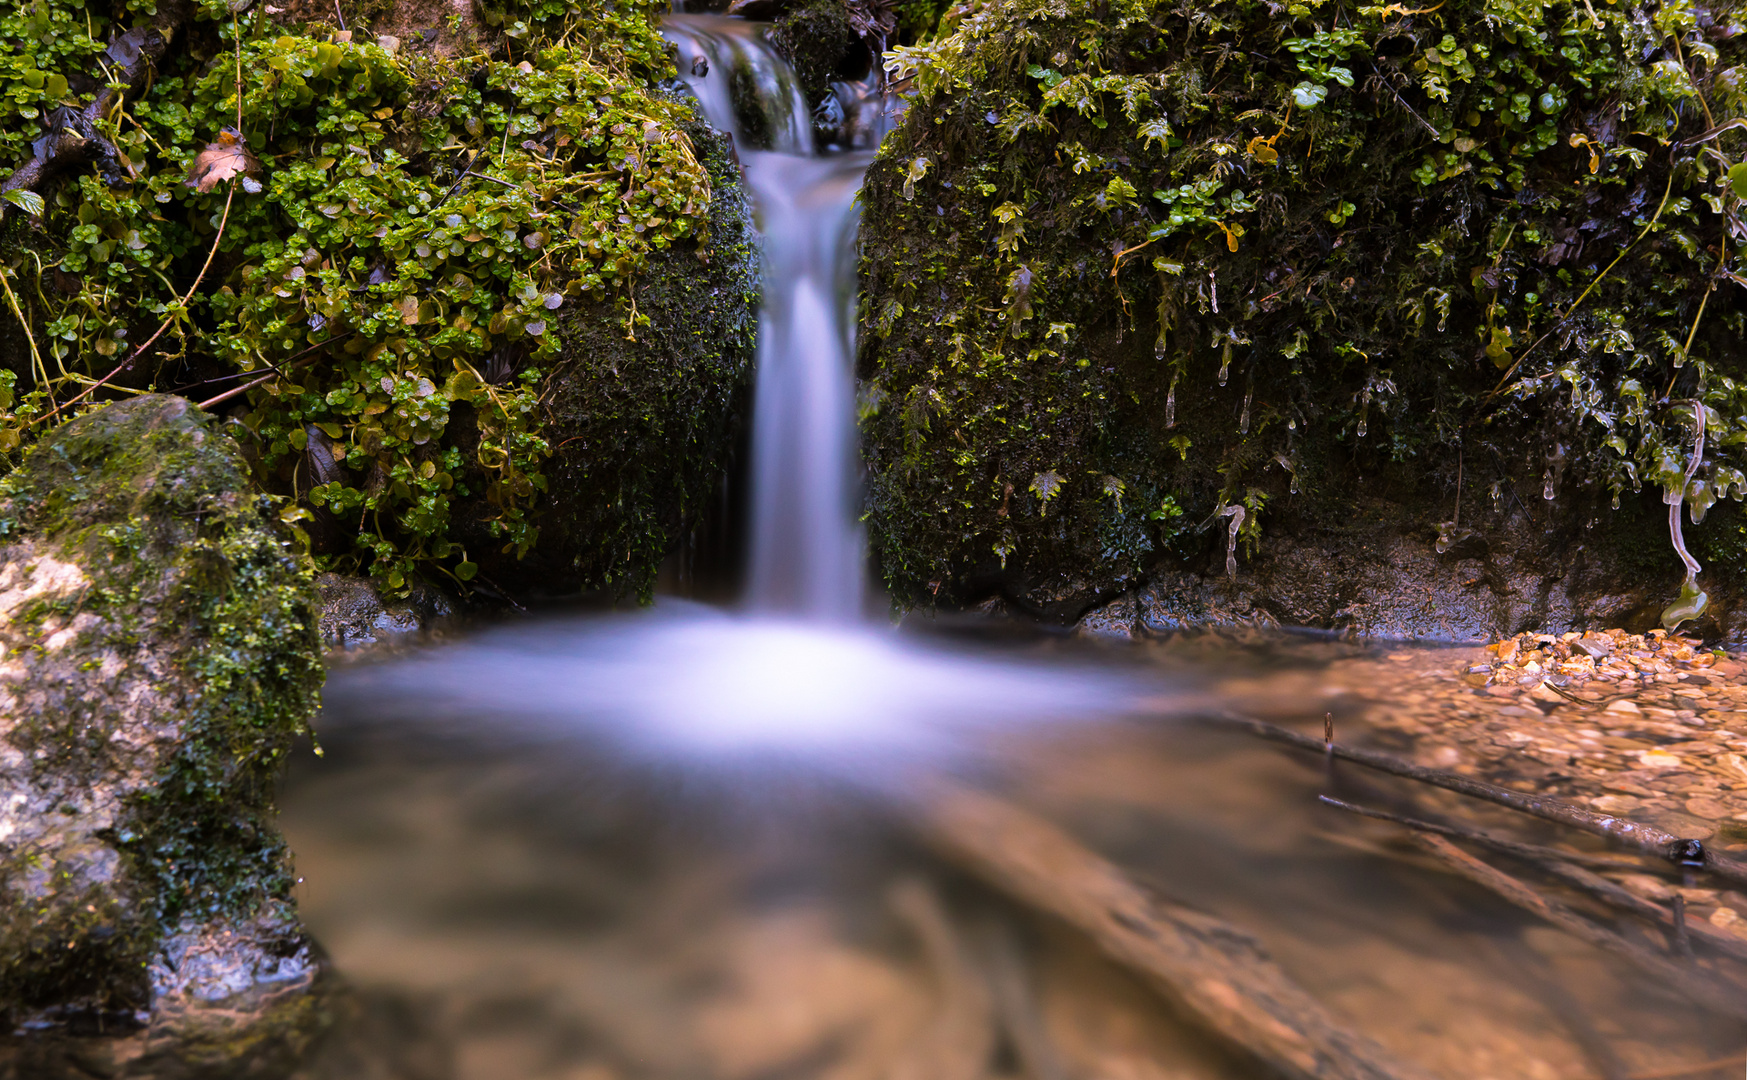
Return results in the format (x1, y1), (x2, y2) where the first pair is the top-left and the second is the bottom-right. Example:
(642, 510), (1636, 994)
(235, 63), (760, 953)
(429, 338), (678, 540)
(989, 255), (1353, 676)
(859, 0), (1747, 619)
(0, 0), (749, 595)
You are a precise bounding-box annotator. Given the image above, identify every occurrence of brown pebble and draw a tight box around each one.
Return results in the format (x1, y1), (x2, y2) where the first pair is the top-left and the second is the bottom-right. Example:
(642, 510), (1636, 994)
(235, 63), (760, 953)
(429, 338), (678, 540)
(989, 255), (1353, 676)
(1686, 797), (1730, 820)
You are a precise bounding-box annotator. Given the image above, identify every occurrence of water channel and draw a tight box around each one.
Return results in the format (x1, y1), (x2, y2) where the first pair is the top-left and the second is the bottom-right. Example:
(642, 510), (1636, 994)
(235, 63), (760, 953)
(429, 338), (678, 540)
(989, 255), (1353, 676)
(280, 15), (1747, 1080)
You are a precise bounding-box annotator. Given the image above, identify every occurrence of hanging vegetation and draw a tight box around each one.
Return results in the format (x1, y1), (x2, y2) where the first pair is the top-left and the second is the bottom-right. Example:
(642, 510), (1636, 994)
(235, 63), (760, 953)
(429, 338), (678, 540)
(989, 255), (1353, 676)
(858, 0), (1747, 619)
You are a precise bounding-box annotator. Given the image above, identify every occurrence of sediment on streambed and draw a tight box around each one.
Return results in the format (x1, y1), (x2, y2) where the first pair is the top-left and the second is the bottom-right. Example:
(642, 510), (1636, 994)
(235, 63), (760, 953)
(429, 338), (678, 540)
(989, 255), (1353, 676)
(857, 0), (1747, 634)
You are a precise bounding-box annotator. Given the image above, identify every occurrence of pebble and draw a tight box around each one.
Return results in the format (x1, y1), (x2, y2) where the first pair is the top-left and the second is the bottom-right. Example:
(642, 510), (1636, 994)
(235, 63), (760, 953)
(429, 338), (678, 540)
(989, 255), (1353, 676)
(1289, 628), (1747, 935)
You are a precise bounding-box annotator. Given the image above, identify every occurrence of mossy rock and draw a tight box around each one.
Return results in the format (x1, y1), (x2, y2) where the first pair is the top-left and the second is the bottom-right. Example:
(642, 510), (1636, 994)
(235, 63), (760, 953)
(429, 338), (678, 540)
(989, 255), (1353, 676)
(858, 0), (1747, 623)
(0, 395), (327, 1074)
(457, 112), (761, 598)
(0, 0), (759, 602)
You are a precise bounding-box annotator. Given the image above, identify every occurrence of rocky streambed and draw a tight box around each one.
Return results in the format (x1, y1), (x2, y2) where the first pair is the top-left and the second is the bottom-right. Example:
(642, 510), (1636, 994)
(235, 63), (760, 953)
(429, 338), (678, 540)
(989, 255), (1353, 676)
(259, 630), (1747, 1080)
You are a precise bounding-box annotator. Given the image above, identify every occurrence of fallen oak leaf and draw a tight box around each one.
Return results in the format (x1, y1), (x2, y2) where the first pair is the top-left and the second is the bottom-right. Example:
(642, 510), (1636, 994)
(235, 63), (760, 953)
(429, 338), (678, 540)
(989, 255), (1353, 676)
(185, 127), (262, 193)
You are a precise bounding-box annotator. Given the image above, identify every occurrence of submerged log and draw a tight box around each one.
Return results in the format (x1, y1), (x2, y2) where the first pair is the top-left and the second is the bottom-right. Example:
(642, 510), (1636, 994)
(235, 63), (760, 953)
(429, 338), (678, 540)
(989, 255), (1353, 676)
(907, 780), (1436, 1080)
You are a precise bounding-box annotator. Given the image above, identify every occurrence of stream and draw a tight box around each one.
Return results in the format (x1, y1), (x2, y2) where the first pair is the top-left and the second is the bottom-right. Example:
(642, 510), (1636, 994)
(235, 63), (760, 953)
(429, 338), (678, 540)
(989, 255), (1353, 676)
(281, 14), (1747, 1080)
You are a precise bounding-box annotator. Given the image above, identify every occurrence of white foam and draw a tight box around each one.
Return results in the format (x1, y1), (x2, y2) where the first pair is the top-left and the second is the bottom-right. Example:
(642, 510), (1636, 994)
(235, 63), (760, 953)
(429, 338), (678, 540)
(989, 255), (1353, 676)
(326, 605), (1148, 766)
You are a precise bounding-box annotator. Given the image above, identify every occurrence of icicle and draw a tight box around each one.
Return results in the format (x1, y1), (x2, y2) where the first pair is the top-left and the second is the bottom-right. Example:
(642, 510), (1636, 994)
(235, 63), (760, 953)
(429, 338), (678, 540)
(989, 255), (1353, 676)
(1165, 373), (1177, 429)
(1238, 380), (1252, 434)
(1217, 340), (1231, 387)
(1275, 453), (1299, 495)
(1219, 503), (1245, 578)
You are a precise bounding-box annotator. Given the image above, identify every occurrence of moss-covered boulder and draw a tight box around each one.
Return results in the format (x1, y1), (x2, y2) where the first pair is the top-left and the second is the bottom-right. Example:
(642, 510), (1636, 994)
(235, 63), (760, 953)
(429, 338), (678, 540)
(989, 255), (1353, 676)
(463, 112), (761, 597)
(859, 0), (1747, 625)
(0, 395), (326, 1075)
(0, 0), (762, 604)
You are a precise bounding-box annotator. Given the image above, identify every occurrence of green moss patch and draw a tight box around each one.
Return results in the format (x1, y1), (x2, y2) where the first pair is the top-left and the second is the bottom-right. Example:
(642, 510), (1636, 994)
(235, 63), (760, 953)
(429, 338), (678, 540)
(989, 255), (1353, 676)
(0, 394), (321, 1019)
(1, 0), (755, 598)
(858, 0), (1746, 616)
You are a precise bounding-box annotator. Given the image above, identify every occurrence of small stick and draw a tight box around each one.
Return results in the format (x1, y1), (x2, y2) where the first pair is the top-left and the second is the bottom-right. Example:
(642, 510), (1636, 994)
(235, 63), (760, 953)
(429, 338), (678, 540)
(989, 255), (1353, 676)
(198, 368), (279, 410)
(1319, 797), (1747, 962)
(196, 342), (338, 410)
(1412, 834), (1747, 1019)
(1211, 712), (1747, 887)
(1324, 711), (1336, 779)
(1672, 894), (1693, 958)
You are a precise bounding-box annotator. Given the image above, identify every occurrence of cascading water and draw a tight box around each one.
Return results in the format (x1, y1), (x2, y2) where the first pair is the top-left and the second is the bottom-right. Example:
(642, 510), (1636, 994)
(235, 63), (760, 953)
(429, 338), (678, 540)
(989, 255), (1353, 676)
(740, 151), (871, 620)
(663, 16), (814, 156)
(324, 16), (1153, 765)
(667, 15), (873, 619)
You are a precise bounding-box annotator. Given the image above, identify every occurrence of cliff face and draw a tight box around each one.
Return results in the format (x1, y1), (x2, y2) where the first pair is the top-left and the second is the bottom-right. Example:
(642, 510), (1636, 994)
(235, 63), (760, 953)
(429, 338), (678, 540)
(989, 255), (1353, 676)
(857, 0), (1747, 635)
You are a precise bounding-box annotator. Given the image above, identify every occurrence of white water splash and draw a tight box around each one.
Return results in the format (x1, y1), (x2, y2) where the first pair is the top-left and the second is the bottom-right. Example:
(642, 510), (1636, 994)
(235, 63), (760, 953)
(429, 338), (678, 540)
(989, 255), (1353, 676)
(327, 606), (1148, 764)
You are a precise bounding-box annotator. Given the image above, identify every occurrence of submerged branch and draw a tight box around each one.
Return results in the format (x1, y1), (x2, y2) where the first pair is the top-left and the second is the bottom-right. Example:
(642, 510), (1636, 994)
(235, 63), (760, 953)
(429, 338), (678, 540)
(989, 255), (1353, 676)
(1207, 712), (1747, 887)
(904, 778), (1437, 1080)
(1411, 834), (1747, 1020)
(1320, 796), (1747, 963)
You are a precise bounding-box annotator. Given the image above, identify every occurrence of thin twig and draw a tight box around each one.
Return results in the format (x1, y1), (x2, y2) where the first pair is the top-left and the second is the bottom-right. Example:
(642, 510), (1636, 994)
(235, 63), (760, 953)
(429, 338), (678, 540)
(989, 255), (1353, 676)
(38, 185), (236, 426)
(1412, 833), (1747, 1019)
(198, 355), (314, 409)
(1210, 712), (1747, 886)
(0, 266), (46, 390)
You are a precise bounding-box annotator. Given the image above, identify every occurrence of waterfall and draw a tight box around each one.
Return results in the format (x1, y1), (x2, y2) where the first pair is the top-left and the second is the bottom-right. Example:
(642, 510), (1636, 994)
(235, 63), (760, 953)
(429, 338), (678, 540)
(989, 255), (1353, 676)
(322, 15), (1154, 764)
(664, 16), (873, 620)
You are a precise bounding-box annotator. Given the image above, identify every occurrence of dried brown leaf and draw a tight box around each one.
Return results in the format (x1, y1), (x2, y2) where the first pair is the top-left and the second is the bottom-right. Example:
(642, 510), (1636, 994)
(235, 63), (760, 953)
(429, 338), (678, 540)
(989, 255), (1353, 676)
(185, 128), (262, 193)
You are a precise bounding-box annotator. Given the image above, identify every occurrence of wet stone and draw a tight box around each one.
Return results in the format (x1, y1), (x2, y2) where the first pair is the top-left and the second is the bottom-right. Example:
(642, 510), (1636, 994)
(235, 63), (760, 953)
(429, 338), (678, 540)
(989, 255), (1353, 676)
(0, 397), (328, 1076)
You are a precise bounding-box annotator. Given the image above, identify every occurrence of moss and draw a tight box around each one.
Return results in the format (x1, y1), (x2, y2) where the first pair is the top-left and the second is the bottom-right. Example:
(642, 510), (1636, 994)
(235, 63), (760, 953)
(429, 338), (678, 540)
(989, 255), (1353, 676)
(858, 0), (1747, 616)
(767, 0), (858, 102)
(0, 395), (322, 1017)
(465, 111), (760, 598)
(0, 0), (754, 598)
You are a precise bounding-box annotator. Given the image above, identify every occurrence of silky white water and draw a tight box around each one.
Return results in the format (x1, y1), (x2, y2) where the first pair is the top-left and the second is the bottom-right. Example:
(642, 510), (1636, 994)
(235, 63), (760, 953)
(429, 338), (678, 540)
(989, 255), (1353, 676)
(324, 16), (1157, 760)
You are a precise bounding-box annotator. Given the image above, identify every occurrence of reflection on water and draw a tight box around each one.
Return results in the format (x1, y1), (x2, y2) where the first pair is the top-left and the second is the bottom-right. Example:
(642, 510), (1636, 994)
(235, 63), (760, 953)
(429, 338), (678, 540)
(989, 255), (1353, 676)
(286, 637), (1747, 1080)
